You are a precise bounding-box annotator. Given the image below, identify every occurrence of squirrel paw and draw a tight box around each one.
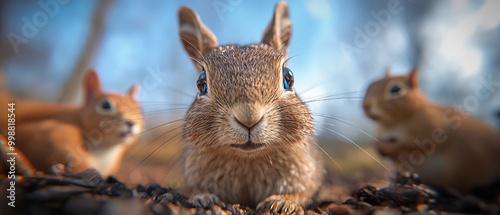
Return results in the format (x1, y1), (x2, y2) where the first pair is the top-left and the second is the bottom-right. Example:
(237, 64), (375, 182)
(256, 194), (304, 215)
(189, 193), (226, 209)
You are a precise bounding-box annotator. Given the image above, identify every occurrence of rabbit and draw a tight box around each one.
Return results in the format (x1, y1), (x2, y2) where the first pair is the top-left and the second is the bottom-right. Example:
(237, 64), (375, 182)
(178, 2), (323, 213)
(2, 69), (143, 176)
(362, 67), (500, 193)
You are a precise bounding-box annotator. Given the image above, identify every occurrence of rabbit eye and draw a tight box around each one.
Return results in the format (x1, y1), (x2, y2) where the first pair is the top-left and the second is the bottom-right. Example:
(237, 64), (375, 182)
(283, 66), (294, 90)
(197, 70), (207, 95)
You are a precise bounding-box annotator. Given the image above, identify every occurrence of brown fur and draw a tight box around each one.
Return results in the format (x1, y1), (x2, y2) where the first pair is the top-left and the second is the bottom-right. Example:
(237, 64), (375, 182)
(363, 68), (500, 192)
(178, 2), (323, 212)
(0, 69), (143, 176)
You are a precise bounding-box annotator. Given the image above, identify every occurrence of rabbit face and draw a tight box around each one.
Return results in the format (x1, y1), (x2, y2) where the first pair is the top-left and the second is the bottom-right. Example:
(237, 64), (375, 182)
(184, 45), (313, 156)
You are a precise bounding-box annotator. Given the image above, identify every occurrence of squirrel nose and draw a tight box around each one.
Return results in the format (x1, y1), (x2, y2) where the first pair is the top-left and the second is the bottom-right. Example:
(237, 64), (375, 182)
(235, 116), (263, 129)
(363, 103), (371, 112)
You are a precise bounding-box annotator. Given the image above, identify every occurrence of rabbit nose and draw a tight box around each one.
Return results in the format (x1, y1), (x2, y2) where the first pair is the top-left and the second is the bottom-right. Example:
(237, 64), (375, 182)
(235, 116), (263, 129)
(233, 102), (265, 129)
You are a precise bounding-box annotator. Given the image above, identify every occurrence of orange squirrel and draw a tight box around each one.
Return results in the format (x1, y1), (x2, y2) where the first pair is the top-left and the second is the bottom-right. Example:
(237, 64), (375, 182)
(1, 69), (143, 176)
(363, 68), (500, 192)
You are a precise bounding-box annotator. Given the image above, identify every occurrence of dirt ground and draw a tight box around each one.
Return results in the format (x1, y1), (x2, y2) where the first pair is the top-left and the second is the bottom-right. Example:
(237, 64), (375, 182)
(2, 131), (499, 214)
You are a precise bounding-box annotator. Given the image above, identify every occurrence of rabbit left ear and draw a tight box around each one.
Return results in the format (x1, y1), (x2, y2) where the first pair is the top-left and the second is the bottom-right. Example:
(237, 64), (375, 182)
(178, 6), (218, 72)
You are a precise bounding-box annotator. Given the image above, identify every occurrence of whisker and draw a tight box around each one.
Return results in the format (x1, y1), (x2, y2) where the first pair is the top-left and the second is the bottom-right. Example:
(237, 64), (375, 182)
(158, 152), (184, 184)
(130, 127), (186, 173)
(312, 113), (379, 142)
(180, 36), (209, 68)
(320, 125), (390, 171)
(307, 93), (364, 101)
(303, 89), (362, 98)
(128, 113), (185, 122)
(140, 103), (190, 108)
(130, 129), (184, 174)
(274, 97), (361, 113)
(282, 111), (379, 142)
(126, 124), (183, 160)
(284, 54), (301, 65)
(302, 97), (364, 105)
(302, 90), (362, 99)
(141, 118), (185, 134)
(311, 138), (343, 170)
(141, 108), (189, 116)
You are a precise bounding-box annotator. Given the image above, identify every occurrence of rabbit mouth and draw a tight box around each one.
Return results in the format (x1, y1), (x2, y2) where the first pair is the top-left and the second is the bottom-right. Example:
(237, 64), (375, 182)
(230, 141), (264, 151)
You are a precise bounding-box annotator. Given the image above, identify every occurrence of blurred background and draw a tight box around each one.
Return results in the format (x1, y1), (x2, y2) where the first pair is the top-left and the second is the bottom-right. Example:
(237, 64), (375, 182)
(1, 0), (499, 201)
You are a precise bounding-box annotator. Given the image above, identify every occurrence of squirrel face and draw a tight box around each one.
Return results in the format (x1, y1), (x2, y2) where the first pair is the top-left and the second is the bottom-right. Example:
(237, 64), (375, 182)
(80, 70), (143, 150)
(363, 68), (425, 126)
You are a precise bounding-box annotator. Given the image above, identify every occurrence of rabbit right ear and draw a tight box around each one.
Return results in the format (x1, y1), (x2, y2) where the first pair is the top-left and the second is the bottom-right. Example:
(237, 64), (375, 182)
(84, 68), (103, 102)
(178, 7), (218, 72)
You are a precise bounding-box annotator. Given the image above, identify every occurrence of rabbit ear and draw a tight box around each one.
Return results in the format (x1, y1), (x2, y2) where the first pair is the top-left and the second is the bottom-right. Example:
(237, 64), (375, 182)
(178, 6), (218, 72)
(128, 84), (139, 99)
(261, 1), (292, 51)
(407, 67), (419, 89)
(84, 68), (103, 102)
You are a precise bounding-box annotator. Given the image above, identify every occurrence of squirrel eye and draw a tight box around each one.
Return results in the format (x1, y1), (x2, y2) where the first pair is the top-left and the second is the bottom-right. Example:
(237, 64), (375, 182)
(197, 70), (207, 95)
(96, 98), (115, 114)
(101, 99), (112, 110)
(387, 82), (407, 98)
(390, 85), (401, 94)
(283, 67), (294, 90)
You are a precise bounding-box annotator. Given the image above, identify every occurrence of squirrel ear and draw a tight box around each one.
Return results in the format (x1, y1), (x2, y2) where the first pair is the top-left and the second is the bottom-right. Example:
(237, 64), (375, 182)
(178, 6), (218, 72)
(261, 1), (292, 51)
(407, 67), (419, 89)
(128, 84), (139, 99)
(84, 68), (103, 102)
(384, 68), (391, 78)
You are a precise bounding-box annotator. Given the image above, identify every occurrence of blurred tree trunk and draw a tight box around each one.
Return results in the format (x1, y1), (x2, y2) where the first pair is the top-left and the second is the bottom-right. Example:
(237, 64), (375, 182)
(58, 0), (113, 102)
